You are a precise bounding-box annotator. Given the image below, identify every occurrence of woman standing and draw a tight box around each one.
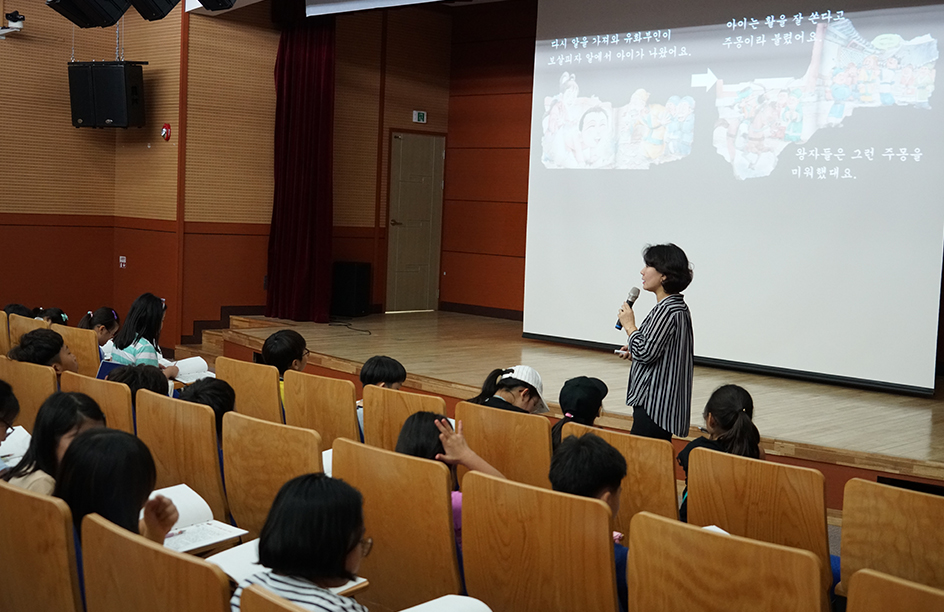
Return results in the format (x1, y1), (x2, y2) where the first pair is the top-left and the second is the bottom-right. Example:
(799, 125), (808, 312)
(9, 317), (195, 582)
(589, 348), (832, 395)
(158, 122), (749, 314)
(617, 244), (693, 441)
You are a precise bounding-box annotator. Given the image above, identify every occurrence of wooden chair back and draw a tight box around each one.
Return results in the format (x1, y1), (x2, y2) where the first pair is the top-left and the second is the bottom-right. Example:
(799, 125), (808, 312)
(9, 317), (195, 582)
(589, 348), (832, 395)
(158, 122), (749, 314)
(0, 481), (83, 612)
(222, 411), (322, 539)
(628, 511), (822, 612)
(462, 471), (617, 612)
(215, 356), (283, 423)
(135, 389), (228, 521)
(82, 513), (230, 612)
(687, 447), (832, 598)
(8, 313), (49, 347)
(562, 422), (677, 534)
(332, 438), (461, 612)
(362, 385), (445, 451)
(847, 569), (944, 612)
(0, 310), (9, 357)
(60, 371), (135, 434)
(837, 478), (944, 595)
(454, 401), (551, 489)
(283, 369), (359, 448)
(52, 324), (101, 378)
(0, 355), (58, 433)
(240, 585), (309, 612)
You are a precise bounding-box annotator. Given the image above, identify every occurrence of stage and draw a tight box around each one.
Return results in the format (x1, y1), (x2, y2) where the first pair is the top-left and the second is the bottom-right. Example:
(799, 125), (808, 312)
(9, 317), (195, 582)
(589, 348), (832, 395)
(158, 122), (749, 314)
(214, 311), (944, 489)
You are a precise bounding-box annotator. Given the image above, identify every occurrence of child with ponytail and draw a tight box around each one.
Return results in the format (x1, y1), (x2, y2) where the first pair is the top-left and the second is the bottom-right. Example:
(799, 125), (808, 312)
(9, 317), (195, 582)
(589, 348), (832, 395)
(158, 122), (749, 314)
(676, 384), (764, 522)
(78, 308), (121, 360)
(468, 365), (549, 414)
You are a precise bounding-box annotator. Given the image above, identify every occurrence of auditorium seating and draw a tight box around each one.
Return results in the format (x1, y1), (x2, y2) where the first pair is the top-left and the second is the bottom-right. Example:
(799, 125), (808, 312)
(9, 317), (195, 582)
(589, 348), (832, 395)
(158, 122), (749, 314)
(562, 421), (678, 533)
(686, 447), (832, 609)
(0, 355), (58, 432)
(0, 311), (9, 357)
(628, 511), (822, 612)
(52, 324), (100, 378)
(332, 438), (462, 611)
(82, 513), (231, 612)
(222, 412), (322, 539)
(136, 389), (229, 521)
(455, 401), (552, 489)
(60, 371), (135, 434)
(240, 585), (309, 612)
(283, 369), (359, 448)
(363, 385), (445, 451)
(0, 481), (84, 612)
(462, 472), (618, 612)
(846, 568), (944, 612)
(837, 478), (944, 595)
(8, 313), (49, 347)
(215, 356), (283, 424)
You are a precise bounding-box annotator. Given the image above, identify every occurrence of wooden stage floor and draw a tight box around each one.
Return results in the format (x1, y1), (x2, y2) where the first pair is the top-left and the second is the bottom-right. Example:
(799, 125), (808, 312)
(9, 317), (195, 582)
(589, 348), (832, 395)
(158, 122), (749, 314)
(222, 311), (944, 471)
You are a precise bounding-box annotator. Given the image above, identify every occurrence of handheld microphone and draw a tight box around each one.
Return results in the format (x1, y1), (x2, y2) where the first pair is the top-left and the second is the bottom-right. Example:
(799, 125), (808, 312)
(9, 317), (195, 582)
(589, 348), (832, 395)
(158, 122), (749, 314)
(615, 287), (640, 330)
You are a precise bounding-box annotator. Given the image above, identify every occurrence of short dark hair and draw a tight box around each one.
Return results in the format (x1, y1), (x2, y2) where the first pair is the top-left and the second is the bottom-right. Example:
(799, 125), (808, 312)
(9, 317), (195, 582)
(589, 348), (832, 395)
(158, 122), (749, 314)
(549, 433), (626, 499)
(3, 304), (32, 318)
(4, 392), (106, 482)
(8, 329), (65, 366)
(113, 293), (165, 351)
(395, 411), (448, 460)
(0, 380), (20, 427)
(107, 364), (169, 400)
(643, 243), (692, 294)
(262, 330), (307, 375)
(54, 428), (156, 537)
(259, 474), (364, 582)
(360, 355), (406, 387)
(179, 378), (235, 442)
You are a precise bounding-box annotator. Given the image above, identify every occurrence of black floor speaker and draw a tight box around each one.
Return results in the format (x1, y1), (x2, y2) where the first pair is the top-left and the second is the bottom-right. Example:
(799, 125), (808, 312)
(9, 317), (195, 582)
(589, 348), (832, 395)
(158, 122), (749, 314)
(332, 262), (371, 318)
(68, 61), (146, 128)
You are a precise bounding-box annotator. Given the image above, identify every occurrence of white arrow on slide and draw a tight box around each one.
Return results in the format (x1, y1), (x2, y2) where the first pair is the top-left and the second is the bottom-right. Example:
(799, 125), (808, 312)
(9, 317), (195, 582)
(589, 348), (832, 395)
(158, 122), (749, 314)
(691, 68), (718, 91)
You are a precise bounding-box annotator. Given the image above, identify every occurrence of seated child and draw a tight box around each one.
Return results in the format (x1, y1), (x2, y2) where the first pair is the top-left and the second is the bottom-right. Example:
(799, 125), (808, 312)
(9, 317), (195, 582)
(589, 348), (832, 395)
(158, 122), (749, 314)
(111, 293), (178, 380)
(107, 364), (170, 400)
(78, 308), (121, 359)
(230, 473), (370, 612)
(179, 378), (236, 448)
(551, 376), (608, 450)
(357, 355), (406, 439)
(468, 365), (549, 414)
(3, 392), (106, 495)
(3, 303), (32, 318)
(37, 307), (69, 326)
(0, 380), (21, 474)
(676, 384), (763, 523)
(7, 328), (79, 376)
(549, 433), (628, 612)
(395, 411), (502, 552)
(261, 329), (309, 404)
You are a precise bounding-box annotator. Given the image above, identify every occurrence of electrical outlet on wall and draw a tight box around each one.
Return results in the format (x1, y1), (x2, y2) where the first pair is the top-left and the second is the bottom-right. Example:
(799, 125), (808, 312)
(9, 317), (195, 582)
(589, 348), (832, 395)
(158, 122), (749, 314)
(119, 256), (126, 269)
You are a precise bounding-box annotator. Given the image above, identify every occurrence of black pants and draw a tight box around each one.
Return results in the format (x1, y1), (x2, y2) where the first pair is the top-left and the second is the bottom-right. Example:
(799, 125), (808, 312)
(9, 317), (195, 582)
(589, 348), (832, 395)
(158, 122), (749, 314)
(630, 405), (673, 441)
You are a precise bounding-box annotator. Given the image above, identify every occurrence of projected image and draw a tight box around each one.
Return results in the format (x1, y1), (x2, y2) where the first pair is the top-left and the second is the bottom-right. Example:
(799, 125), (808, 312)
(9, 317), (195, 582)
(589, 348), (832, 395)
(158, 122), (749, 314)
(714, 19), (938, 179)
(541, 72), (694, 169)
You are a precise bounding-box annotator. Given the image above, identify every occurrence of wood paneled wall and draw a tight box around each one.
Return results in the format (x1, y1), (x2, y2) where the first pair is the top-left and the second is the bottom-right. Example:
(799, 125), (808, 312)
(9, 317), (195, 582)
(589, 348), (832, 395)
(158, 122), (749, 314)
(441, 0), (537, 317)
(333, 6), (452, 307)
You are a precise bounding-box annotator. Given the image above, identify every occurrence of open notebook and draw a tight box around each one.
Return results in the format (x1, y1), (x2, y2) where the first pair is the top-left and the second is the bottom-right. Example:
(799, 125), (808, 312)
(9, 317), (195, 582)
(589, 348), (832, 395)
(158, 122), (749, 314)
(207, 539), (367, 595)
(145, 484), (246, 553)
(158, 356), (216, 384)
(0, 426), (30, 468)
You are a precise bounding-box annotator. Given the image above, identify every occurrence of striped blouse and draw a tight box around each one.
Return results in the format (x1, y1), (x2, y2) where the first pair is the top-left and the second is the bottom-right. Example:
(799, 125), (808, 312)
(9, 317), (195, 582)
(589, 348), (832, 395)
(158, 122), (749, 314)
(625, 293), (694, 437)
(231, 572), (368, 612)
(110, 337), (160, 367)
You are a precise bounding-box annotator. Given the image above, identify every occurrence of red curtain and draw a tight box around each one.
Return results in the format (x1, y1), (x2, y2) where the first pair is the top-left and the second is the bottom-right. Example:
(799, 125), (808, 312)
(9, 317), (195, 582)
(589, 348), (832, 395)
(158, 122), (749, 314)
(265, 16), (335, 323)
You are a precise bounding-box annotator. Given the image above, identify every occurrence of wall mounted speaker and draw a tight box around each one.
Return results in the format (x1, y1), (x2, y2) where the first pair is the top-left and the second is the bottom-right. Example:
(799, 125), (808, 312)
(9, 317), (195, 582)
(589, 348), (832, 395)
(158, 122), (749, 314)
(68, 61), (147, 128)
(197, 0), (236, 10)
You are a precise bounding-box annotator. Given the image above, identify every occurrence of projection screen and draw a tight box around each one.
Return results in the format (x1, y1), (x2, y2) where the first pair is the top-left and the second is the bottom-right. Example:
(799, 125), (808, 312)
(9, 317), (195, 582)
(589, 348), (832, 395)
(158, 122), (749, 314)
(523, 0), (944, 393)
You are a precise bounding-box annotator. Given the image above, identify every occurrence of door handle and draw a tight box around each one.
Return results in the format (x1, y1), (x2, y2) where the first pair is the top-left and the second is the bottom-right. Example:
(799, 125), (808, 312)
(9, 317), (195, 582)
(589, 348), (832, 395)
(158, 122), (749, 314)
(390, 219), (403, 226)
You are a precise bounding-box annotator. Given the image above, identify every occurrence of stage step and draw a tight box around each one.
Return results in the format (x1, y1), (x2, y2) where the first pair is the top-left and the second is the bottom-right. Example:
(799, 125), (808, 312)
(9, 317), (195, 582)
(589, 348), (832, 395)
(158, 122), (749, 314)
(202, 329), (225, 353)
(228, 315), (293, 330)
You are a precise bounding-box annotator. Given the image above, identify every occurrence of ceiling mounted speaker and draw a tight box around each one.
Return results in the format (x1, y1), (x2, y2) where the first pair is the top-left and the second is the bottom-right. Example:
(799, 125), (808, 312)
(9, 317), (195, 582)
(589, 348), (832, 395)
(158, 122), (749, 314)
(47, 0), (131, 27)
(197, 0), (236, 10)
(131, 0), (180, 20)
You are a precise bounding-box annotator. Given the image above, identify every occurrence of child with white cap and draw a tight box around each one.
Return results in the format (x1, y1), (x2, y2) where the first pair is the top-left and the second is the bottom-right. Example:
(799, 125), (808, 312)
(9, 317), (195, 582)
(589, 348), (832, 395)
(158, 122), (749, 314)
(467, 365), (549, 414)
